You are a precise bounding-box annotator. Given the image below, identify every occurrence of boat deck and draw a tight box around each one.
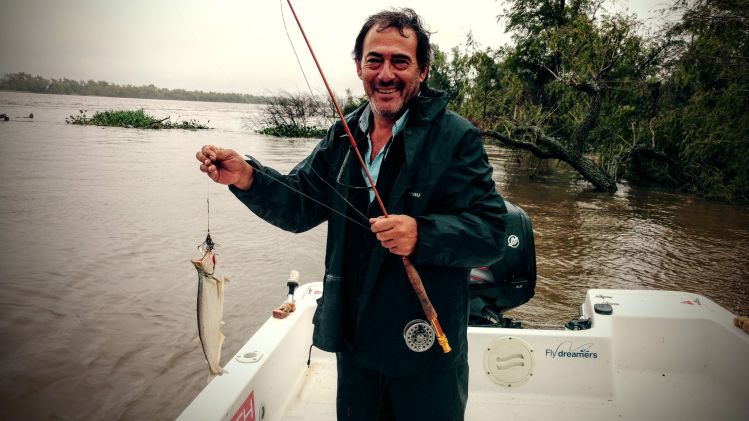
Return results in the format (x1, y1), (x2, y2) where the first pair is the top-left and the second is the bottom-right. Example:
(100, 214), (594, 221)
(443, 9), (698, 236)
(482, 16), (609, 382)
(178, 287), (749, 421)
(282, 360), (335, 421)
(276, 354), (747, 420)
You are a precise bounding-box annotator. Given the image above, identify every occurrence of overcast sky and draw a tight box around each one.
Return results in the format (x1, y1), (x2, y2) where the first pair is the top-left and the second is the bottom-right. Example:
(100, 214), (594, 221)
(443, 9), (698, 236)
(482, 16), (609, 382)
(0, 0), (665, 96)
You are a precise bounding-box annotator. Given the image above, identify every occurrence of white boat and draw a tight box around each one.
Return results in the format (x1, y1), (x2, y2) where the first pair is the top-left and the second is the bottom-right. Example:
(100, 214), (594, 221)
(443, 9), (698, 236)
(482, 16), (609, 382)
(178, 281), (749, 421)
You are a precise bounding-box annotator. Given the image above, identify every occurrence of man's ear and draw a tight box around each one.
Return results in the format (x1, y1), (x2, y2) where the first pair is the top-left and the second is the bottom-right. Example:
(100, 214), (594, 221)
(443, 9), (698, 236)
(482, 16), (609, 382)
(356, 60), (363, 79)
(419, 66), (429, 83)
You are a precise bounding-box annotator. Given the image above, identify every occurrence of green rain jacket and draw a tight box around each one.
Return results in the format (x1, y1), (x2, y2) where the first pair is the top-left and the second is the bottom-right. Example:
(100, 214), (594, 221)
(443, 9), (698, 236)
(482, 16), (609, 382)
(230, 88), (506, 376)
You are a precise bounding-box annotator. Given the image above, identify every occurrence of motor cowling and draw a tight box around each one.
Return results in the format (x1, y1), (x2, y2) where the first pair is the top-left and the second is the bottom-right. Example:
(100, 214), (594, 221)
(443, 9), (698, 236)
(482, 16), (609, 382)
(469, 199), (536, 327)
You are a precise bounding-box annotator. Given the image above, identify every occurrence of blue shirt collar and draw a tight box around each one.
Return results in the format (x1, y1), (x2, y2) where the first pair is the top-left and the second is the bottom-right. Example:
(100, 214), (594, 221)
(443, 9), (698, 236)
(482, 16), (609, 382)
(357, 104), (410, 137)
(357, 104), (410, 202)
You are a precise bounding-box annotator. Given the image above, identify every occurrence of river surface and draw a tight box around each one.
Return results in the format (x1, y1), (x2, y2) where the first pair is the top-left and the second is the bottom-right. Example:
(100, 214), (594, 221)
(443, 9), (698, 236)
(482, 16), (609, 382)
(0, 91), (746, 420)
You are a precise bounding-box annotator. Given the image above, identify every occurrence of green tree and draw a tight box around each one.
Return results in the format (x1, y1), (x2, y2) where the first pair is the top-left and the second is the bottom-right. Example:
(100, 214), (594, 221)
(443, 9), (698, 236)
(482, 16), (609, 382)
(431, 0), (747, 200)
(434, 0), (670, 192)
(647, 0), (749, 200)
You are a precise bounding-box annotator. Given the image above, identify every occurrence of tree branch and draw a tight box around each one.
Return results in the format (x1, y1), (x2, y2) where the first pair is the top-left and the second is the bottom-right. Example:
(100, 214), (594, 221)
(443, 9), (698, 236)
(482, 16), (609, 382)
(483, 126), (618, 192)
(482, 130), (556, 159)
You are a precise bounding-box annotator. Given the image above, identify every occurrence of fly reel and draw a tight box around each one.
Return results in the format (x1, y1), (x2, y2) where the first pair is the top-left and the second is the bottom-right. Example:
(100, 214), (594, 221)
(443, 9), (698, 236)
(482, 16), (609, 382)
(403, 319), (435, 352)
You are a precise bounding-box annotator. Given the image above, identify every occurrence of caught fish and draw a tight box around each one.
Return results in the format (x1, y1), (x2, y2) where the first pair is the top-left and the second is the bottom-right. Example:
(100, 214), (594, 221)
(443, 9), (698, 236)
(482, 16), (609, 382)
(191, 245), (229, 376)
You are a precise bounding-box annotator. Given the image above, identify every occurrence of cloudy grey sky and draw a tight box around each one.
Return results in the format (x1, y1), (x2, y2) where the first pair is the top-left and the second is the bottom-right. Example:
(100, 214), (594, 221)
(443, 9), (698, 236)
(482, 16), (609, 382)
(0, 0), (664, 96)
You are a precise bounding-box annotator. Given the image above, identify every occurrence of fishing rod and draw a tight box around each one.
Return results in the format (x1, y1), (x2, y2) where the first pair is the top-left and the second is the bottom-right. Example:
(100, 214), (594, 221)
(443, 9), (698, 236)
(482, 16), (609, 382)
(284, 0), (450, 353)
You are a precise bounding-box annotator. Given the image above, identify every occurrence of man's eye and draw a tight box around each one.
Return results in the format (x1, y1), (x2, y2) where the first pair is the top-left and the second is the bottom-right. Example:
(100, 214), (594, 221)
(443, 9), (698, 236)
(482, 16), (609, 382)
(393, 61), (410, 70)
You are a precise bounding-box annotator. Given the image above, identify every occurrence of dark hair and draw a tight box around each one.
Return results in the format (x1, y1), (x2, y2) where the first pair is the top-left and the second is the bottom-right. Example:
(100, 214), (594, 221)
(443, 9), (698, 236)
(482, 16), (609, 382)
(353, 8), (433, 71)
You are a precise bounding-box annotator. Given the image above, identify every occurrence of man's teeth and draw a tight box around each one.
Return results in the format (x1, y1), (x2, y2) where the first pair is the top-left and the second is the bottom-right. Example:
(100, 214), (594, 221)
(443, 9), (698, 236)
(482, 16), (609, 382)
(377, 88), (396, 94)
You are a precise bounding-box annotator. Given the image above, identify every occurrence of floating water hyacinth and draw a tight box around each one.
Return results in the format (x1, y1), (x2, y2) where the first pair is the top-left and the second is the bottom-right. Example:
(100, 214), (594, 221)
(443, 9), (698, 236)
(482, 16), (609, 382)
(66, 109), (210, 130)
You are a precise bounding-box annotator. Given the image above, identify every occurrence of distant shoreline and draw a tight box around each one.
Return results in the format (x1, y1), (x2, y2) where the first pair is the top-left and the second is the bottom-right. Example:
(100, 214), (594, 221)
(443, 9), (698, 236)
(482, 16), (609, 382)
(0, 72), (268, 105)
(0, 89), (266, 106)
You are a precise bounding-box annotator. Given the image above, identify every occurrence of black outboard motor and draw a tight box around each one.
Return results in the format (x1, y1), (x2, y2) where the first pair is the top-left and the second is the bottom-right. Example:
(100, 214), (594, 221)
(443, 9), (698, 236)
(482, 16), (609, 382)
(469, 199), (536, 327)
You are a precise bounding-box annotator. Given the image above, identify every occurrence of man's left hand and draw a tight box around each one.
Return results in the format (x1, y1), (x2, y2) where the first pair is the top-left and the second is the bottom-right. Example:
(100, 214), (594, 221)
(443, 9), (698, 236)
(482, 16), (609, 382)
(370, 215), (418, 256)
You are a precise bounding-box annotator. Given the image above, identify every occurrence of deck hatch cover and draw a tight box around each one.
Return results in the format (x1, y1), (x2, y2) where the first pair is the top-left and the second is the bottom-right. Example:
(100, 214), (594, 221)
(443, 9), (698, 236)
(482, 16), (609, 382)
(484, 336), (534, 387)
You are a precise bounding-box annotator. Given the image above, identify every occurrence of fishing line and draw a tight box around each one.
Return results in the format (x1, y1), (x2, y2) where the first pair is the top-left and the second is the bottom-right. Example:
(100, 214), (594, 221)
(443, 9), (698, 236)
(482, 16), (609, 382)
(307, 163), (370, 223)
(279, 0), (316, 99)
(200, 176), (215, 253)
(207, 176), (211, 235)
(280, 0), (373, 225)
(249, 160), (371, 230)
(197, 4), (371, 233)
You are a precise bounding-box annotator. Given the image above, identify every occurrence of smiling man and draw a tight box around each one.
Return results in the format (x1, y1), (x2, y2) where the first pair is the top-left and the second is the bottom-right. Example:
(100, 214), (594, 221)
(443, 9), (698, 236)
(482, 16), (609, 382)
(197, 8), (506, 421)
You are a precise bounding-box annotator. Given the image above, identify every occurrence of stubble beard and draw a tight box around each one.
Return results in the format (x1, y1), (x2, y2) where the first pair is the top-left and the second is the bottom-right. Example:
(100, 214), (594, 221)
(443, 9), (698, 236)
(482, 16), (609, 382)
(368, 82), (420, 122)
(370, 98), (405, 121)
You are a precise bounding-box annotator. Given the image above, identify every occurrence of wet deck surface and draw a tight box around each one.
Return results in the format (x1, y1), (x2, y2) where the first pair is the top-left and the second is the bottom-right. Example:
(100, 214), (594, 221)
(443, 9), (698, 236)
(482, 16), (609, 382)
(280, 360), (749, 421)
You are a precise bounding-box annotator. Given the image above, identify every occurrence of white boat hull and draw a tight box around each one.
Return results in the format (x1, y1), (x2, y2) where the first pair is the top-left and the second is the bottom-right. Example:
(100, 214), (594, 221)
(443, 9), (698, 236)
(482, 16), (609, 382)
(178, 284), (749, 421)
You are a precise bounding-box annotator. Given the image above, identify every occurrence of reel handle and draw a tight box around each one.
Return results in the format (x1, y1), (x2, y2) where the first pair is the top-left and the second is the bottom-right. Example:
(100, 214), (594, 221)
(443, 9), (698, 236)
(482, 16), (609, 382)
(430, 318), (451, 353)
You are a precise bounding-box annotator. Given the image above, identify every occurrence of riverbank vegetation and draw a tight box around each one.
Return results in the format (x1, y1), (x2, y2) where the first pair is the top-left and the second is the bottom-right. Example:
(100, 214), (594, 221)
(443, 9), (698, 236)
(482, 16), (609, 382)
(428, 0), (748, 201)
(255, 90), (366, 138)
(255, 92), (328, 138)
(0, 73), (266, 104)
(66, 109), (209, 130)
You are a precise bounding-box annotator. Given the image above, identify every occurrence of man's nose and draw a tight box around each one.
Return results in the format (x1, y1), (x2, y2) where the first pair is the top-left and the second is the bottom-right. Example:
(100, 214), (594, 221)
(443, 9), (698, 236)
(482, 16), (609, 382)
(378, 62), (395, 82)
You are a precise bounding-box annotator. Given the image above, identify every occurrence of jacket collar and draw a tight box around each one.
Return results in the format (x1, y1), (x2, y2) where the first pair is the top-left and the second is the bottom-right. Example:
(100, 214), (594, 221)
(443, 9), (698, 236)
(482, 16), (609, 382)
(408, 86), (450, 126)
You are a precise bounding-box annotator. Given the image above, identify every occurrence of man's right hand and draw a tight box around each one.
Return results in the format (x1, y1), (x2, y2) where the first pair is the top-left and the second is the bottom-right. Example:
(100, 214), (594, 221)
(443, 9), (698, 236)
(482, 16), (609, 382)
(196, 145), (254, 191)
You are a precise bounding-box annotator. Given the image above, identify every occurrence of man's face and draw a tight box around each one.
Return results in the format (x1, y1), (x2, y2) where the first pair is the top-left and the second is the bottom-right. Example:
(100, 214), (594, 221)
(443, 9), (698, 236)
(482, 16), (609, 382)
(356, 25), (428, 122)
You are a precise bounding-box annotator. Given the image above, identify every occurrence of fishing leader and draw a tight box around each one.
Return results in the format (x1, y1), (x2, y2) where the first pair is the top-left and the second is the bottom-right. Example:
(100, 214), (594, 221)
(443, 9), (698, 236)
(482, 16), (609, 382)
(197, 8), (506, 421)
